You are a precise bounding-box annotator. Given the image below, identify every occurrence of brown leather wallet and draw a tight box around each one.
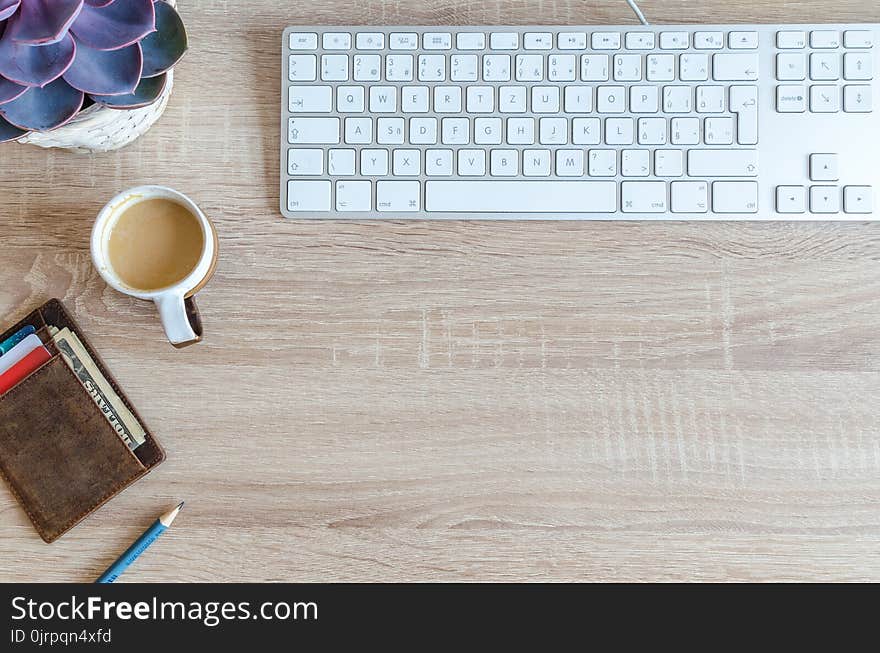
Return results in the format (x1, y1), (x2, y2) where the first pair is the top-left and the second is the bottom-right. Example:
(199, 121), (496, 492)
(0, 299), (165, 543)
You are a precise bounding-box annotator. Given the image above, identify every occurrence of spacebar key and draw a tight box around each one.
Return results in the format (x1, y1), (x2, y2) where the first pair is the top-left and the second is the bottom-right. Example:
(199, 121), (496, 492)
(425, 181), (617, 213)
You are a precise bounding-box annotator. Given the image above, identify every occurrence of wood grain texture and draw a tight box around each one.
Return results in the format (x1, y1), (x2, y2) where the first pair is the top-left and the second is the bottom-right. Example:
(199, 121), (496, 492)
(1, 0), (880, 582)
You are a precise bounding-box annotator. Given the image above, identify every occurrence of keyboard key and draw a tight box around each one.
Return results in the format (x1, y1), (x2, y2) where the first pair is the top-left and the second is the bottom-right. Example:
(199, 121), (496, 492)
(467, 86), (495, 112)
(425, 181), (617, 212)
(844, 52), (872, 80)
(433, 86), (462, 112)
(693, 31), (724, 49)
(777, 31), (806, 49)
(629, 85), (658, 113)
(402, 86), (430, 112)
(410, 117), (438, 144)
(507, 117), (535, 144)
(424, 33), (452, 50)
(353, 54), (381, 81)
(490, 149), (519, 176)
(588, 149), (617, 176)
(638, 117), (667, 144)
(671, 181), (709, 212)
(523, 149), (552, 176)
(810, 153), (838, 181)
(680, 54), (709, 81)
(713, 53), (759, 80)
(688, 149), (757, 176)
(646, 54), (675, 81)
(328, 148), (356, 175)
(321, 54), (349, 81)
(369, 86), (397, 112)
(289, 32), (318, 50)
(558, 32), (587, 49)
(555, 149), (585, 176)
(776, 186), (806, 213)
(581, 55), (610, 81)
(287, 180), (331, 212)
(592, 32), (621, 50)
(712, 181), (758, 213)
(663, 86), (692, 113)
(605, 117), (634, 145)
(776, 85), (806, 112)
(344, 117), (372, 143)
(442, 117), (469, 144)
(490, 32), (519, 50)
(622, 181), (667, 212)
(458, 149), (486, 175)
(810, 85), (839, 113)
(844, 31), (873, 49)
(597, 86), (626, 113)
(516, 54), (544, 81)
(355, 33), (385, 50)
(499, 86), (527, 112)
(393, 149), (421, 175)
(621, 149), (650, 176)
(390, 33), (419, 50)
(811, 30), (840, 49)
(730, 85), (758, 144)
(288, 117), (339, 144)
(386, 54), (413, 81)
(670, 117), (700, 145)
(625, 32), (655, 50)
(322, 32), (351, 50)
(572, 117), (600, 145)
(704, 117), (733, 144)
(451, 54), (479, 81)
(361, 149), (389, 175)
(844, 186), (873, 213)
(426, 149), (454, 176)
(336, 86), (364, 112)
(377, 181), (421, 211)
(288, 54), (316, 81)
(810, 52), (840, 80)
(729, 31), (758, 49)
(418, 54), (446, 81)
(287, 148), (323, 175)
(843, 84), (872, 112)
(614, 54), (642, 81)
(335, 180), (371, 211)
(654, 149), (683, 176)
(524, 32), (553, 50)
(659, 32), (689, 50)
(539, 116), (567, 143)
(289, 85), (332, 112)
(456, 32), (486, 50)
(810, 185), (840, 213)
(475, 117), (503, 144)
(549, 54), (578, 81)
(533, 86), (561, 113)
(776, 53), (806, 80)
(564, 86), (593, 112)
(696, 85), (724, 113)
(483, 54), (511, 81)
(377, 117), (404, 144)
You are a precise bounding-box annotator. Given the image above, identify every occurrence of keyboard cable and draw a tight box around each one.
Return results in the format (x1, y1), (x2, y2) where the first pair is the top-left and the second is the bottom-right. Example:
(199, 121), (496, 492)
(625, 0), (650, 25)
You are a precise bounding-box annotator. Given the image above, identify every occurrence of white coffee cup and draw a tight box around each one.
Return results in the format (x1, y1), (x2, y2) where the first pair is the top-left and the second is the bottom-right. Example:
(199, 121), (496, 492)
(91, 185), (218, 347)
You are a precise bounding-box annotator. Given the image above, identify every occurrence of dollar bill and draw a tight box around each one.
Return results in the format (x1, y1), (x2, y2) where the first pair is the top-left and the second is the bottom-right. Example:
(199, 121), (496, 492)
(49, 326), (146, 450)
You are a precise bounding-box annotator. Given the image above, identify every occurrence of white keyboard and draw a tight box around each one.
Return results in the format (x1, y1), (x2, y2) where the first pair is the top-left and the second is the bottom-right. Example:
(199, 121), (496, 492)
(280, 25), (878, 220)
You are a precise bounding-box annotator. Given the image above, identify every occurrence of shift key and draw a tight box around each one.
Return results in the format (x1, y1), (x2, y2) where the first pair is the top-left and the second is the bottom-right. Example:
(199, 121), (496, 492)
(688, 149), (757, 176)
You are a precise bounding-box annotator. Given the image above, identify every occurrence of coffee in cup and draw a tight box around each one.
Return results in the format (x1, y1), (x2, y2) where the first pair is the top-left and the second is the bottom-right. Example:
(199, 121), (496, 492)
(92, 186), (218, 347)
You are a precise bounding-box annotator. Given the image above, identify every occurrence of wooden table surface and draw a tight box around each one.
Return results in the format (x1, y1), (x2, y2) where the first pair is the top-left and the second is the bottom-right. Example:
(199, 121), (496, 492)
(1, 0), (879, 582)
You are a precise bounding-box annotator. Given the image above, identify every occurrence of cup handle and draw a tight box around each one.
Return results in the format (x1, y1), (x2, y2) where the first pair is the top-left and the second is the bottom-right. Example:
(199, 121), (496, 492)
(155, 291), (203, 347)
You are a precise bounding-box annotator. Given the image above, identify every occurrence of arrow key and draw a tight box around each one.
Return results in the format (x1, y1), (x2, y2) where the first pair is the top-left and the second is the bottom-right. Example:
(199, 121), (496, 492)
(844, 186), (873, 214)
(809, 185), (840, 213)
(776, 185), (806, 213)
(810, 153), (838, 181)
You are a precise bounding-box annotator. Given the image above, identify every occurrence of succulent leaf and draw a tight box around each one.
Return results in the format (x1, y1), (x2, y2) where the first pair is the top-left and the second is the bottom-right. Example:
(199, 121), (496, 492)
(71, 0), (154, 51)
(0, 0), (20, 23)
(62, 39), (141, 95)
(0, 74), (27, 103)
(0, 113), (27, 141)
(90, 71), (165, 108)
(0, 29), (76, 87)
(7, 0), (84, 45)
(140, 1), (185, 77)
(0, 76), (83, 130)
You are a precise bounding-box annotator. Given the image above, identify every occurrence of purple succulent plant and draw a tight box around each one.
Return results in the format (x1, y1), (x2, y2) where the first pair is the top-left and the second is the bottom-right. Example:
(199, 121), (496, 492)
(0, 0), (187, 142)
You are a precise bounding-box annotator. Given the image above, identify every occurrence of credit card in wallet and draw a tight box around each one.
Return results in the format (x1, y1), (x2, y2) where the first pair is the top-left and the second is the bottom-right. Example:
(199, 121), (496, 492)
(0, 324), (36, 356)
(0, 346), (52, 394)
(0, 334), (46, 376)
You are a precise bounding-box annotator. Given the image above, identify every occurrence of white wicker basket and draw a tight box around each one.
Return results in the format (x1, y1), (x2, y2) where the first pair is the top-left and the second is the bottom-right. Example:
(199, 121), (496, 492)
(15, 0), (178, 154)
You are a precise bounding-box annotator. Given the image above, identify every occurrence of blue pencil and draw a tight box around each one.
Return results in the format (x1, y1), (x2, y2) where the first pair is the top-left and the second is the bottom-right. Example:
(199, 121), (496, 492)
(96, 502), (184, 583)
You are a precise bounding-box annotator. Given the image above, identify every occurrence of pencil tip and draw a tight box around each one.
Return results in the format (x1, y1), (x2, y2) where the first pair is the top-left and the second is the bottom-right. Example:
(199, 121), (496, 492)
(177, 501), (185, 509)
